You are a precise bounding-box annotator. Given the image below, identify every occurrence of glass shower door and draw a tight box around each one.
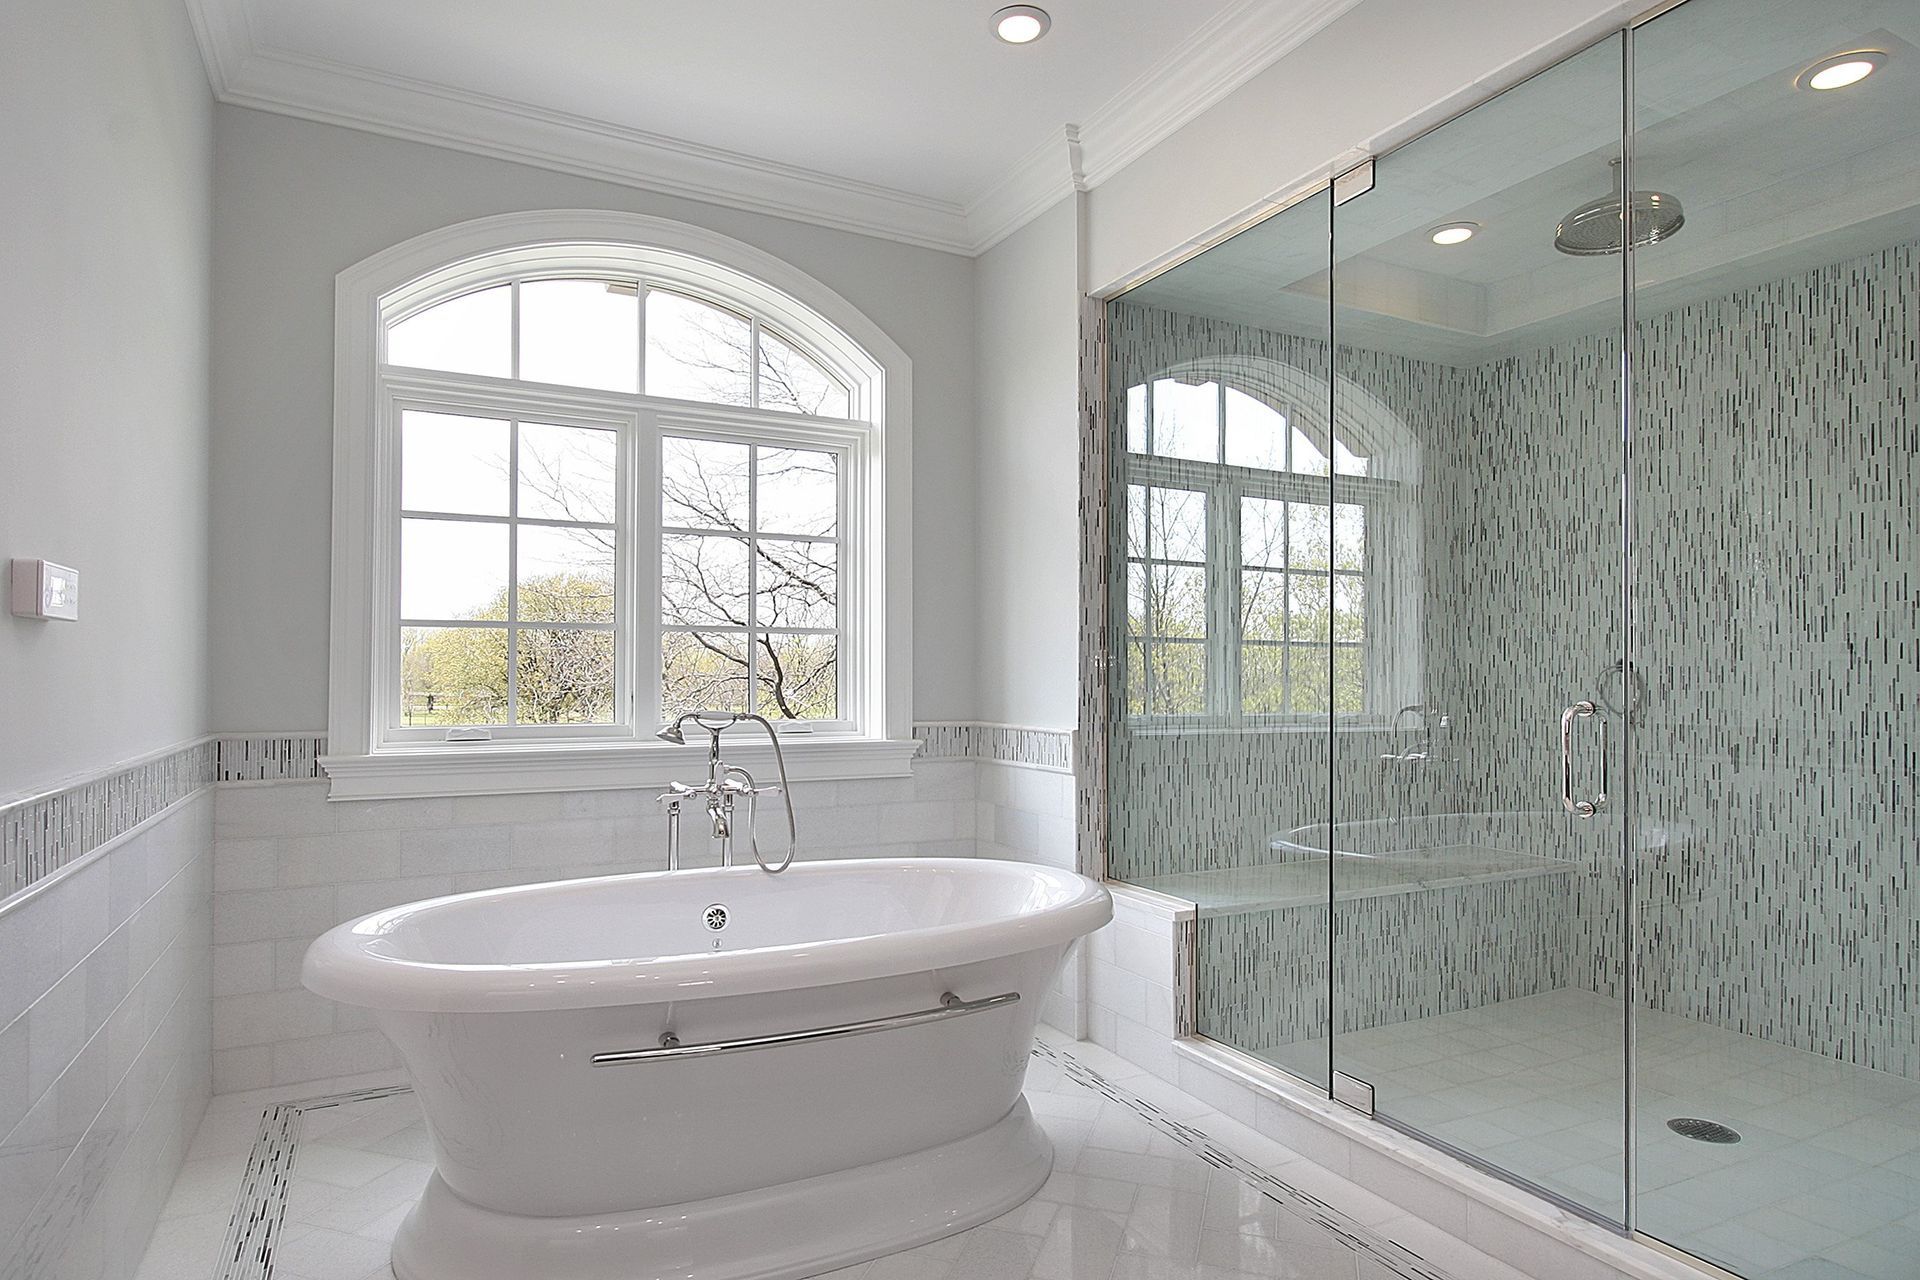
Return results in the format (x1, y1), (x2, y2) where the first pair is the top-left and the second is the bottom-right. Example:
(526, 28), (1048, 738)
(1328, 34), (1635, 1222)
(1627, 0), (1920, 1272)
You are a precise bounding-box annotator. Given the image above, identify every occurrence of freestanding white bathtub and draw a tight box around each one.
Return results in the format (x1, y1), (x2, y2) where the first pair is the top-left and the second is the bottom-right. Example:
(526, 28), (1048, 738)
(302, 857), (1111, 1280)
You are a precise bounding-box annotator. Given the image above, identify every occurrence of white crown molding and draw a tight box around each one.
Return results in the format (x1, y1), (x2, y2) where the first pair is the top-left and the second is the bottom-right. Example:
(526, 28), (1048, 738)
(966, 125), (1086, 254)
(183, 0), (1363, 257)
(1074, 0), (1366, 189)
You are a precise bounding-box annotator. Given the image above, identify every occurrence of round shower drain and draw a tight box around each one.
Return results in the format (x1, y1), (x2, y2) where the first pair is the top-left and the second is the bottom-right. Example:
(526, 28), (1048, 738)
(1667, 1117), (1741, 1144)
(703, 904), (729, 931)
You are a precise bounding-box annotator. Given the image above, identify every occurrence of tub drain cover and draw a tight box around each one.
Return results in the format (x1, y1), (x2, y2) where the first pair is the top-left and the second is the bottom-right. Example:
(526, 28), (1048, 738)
(1666, 1117), (1741, 1144)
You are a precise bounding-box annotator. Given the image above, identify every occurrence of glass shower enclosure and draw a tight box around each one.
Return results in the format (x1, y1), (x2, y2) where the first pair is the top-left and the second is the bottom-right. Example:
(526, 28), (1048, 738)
(1098, 0), (1920, 1274)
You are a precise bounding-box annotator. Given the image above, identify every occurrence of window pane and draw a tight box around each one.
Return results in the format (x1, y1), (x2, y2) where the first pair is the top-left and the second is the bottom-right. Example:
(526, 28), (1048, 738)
(1145, 641), (1206, 714)
(1332, 574), (1365, 642)
(1150, 565), (1207, 638)
(662, 631), (749, 716)
(1333, 436), (1370, 477)
(402, 411), (509, 516)
(662, 534), (749, 626)
(1332, 503), (1365, 570)
(1333, 644), (1365, 712)
(1291, 426), (1330, 476)
(1241, 497), (1288, 569)
(756, 540), (836, 629)
(1150, 378), (1219, 462)
(1288, 645), (1330, 713)
(518, 279), (638, 392)
(1126, 384), (1148, 453)
(1241, 568), (1287, 641)
(646, 291), (751, 405)
(1224, 387), (1288, 471)
(1125, 639), (1147, 715)
(387, 285), (510, 377)
(1288, 502), (1331, 570)
(1288, 573), (1331, 643)
(1126, 561), (1148, 636)
(757, 447), (837, 536)
(1146, 487), (1207, 562)
(517, 525), (614, 623)
(1242, 644), (1288, 714)
(758, 329), (848, 416)
(515, 628), (615, 724)
(519, 422), (616, 524)
(402, 519), (507, 621)
(400, 626), (508, 726)
(663, 436), (749, 530)
(757, 633), (836, 720)
(1127, 484), (1149, 558)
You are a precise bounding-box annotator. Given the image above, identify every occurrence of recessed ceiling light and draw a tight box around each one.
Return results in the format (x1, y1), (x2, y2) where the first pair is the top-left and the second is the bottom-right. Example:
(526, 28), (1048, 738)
(991, 5), (1051, 44)
(1428, 222), (1479, 246)
(1797, 50), (1887, 91)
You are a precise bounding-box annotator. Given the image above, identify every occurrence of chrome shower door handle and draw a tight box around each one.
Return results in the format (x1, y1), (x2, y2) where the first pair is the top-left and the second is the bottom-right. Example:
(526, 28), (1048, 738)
(1560, 700), (1607, 818)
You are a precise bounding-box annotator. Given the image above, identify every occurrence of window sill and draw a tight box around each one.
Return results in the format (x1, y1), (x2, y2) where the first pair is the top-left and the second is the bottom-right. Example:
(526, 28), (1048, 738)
(319, 736), (921, 801)
(1122, 717), (1395, 739)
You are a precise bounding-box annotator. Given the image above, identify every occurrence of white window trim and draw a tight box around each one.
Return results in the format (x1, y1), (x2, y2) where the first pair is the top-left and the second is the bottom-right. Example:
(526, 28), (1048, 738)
(327, 210), (915, 799)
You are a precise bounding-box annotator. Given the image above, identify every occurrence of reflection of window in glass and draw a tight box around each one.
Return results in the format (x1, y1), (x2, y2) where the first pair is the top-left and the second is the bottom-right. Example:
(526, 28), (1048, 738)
(1130, 377), (1368, 476)
(661, 436), (841, 721)
(398, 409), (619, 727)
(1125, 484), (1209, 715)
(1123, 377), (1378, 722)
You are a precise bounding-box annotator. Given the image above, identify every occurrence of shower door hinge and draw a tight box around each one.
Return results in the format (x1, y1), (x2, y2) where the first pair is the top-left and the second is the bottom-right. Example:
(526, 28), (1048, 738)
(1332, 1070), (1376, 1115)
(1333, 158), (1375, 205)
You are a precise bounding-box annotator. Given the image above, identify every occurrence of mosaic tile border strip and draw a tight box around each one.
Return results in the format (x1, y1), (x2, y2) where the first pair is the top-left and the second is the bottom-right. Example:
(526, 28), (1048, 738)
(1030, 1039), (1452, 1280)
(1075, 293), (1113, 883)
(215, 1084), (414, 1280)
(0, 734), (331, 907)
(214, 735), (328, 784)
(914, 722), (1072, 772)
(0, 740), (217, 903)
(216, 1045), (1455, 1280)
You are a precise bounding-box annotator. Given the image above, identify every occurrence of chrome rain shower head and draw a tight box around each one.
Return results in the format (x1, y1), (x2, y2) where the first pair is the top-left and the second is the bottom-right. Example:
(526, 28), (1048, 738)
(1554, 159), (1685, 256)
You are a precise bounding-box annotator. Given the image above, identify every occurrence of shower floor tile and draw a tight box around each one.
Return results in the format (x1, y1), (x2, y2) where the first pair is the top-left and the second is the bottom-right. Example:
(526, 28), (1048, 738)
(1255, 988), (1920, 1280)
(132, 1032), (1535, 1280)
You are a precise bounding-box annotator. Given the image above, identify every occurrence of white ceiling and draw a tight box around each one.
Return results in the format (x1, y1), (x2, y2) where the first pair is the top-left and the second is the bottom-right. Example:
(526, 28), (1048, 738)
(184, 0), (1365, 254)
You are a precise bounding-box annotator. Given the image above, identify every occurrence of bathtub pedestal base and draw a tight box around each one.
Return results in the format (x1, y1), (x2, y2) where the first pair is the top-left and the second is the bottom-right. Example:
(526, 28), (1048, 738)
(390, 1098), (1053, 1280)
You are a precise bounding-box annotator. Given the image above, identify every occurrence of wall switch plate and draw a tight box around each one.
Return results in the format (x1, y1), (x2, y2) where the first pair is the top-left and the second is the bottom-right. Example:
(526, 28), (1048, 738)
(10, 559), (80, 620)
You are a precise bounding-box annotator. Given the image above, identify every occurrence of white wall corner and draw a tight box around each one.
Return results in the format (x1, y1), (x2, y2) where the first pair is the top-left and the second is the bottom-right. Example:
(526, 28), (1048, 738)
(965, 125), (1086, 256)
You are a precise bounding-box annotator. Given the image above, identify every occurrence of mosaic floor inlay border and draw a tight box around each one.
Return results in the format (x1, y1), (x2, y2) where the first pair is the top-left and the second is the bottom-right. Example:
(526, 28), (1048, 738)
(204, 1044), (1459, 1280)
(215, 1085), (413, 1280)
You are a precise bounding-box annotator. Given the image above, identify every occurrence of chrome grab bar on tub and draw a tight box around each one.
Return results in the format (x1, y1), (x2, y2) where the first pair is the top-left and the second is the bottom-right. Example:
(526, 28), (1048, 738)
(590, 990), (1021, 1067)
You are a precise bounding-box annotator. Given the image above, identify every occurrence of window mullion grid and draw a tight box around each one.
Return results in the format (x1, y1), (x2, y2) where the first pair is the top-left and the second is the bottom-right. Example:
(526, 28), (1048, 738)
(1217, 479), (1242, 726)
(1141, 485), (1156, 715)
(636, 283), (649, 397)
(748, 317), (762, 410)
(505, 419), (520, 725)
(1281, 492), (1294, 714)
(746, 443), (760, 715)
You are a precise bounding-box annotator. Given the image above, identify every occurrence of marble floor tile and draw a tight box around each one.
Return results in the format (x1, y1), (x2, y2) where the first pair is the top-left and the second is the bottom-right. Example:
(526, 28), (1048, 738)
(1252, 988), (1920, 1279)
(132, 1039), (1533, 1280)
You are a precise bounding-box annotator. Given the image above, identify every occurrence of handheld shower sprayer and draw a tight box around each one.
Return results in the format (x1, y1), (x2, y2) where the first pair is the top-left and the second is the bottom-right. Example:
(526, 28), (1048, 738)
(657, 710), (799, 873)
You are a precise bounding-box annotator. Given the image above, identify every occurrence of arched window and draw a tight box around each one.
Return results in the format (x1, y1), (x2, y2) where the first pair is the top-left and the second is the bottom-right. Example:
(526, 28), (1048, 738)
(325, 212), (913, 796)
(1121, 360), (1421, 724)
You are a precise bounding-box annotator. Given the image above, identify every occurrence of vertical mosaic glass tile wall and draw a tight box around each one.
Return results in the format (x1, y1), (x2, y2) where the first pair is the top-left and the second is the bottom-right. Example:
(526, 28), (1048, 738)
(1095, 0), (1920, 1270)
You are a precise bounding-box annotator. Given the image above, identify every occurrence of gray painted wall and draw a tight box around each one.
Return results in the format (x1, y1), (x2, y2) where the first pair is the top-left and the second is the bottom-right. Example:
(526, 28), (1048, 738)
(207, 105), (981, 734)
(0, 0), (214, 800)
